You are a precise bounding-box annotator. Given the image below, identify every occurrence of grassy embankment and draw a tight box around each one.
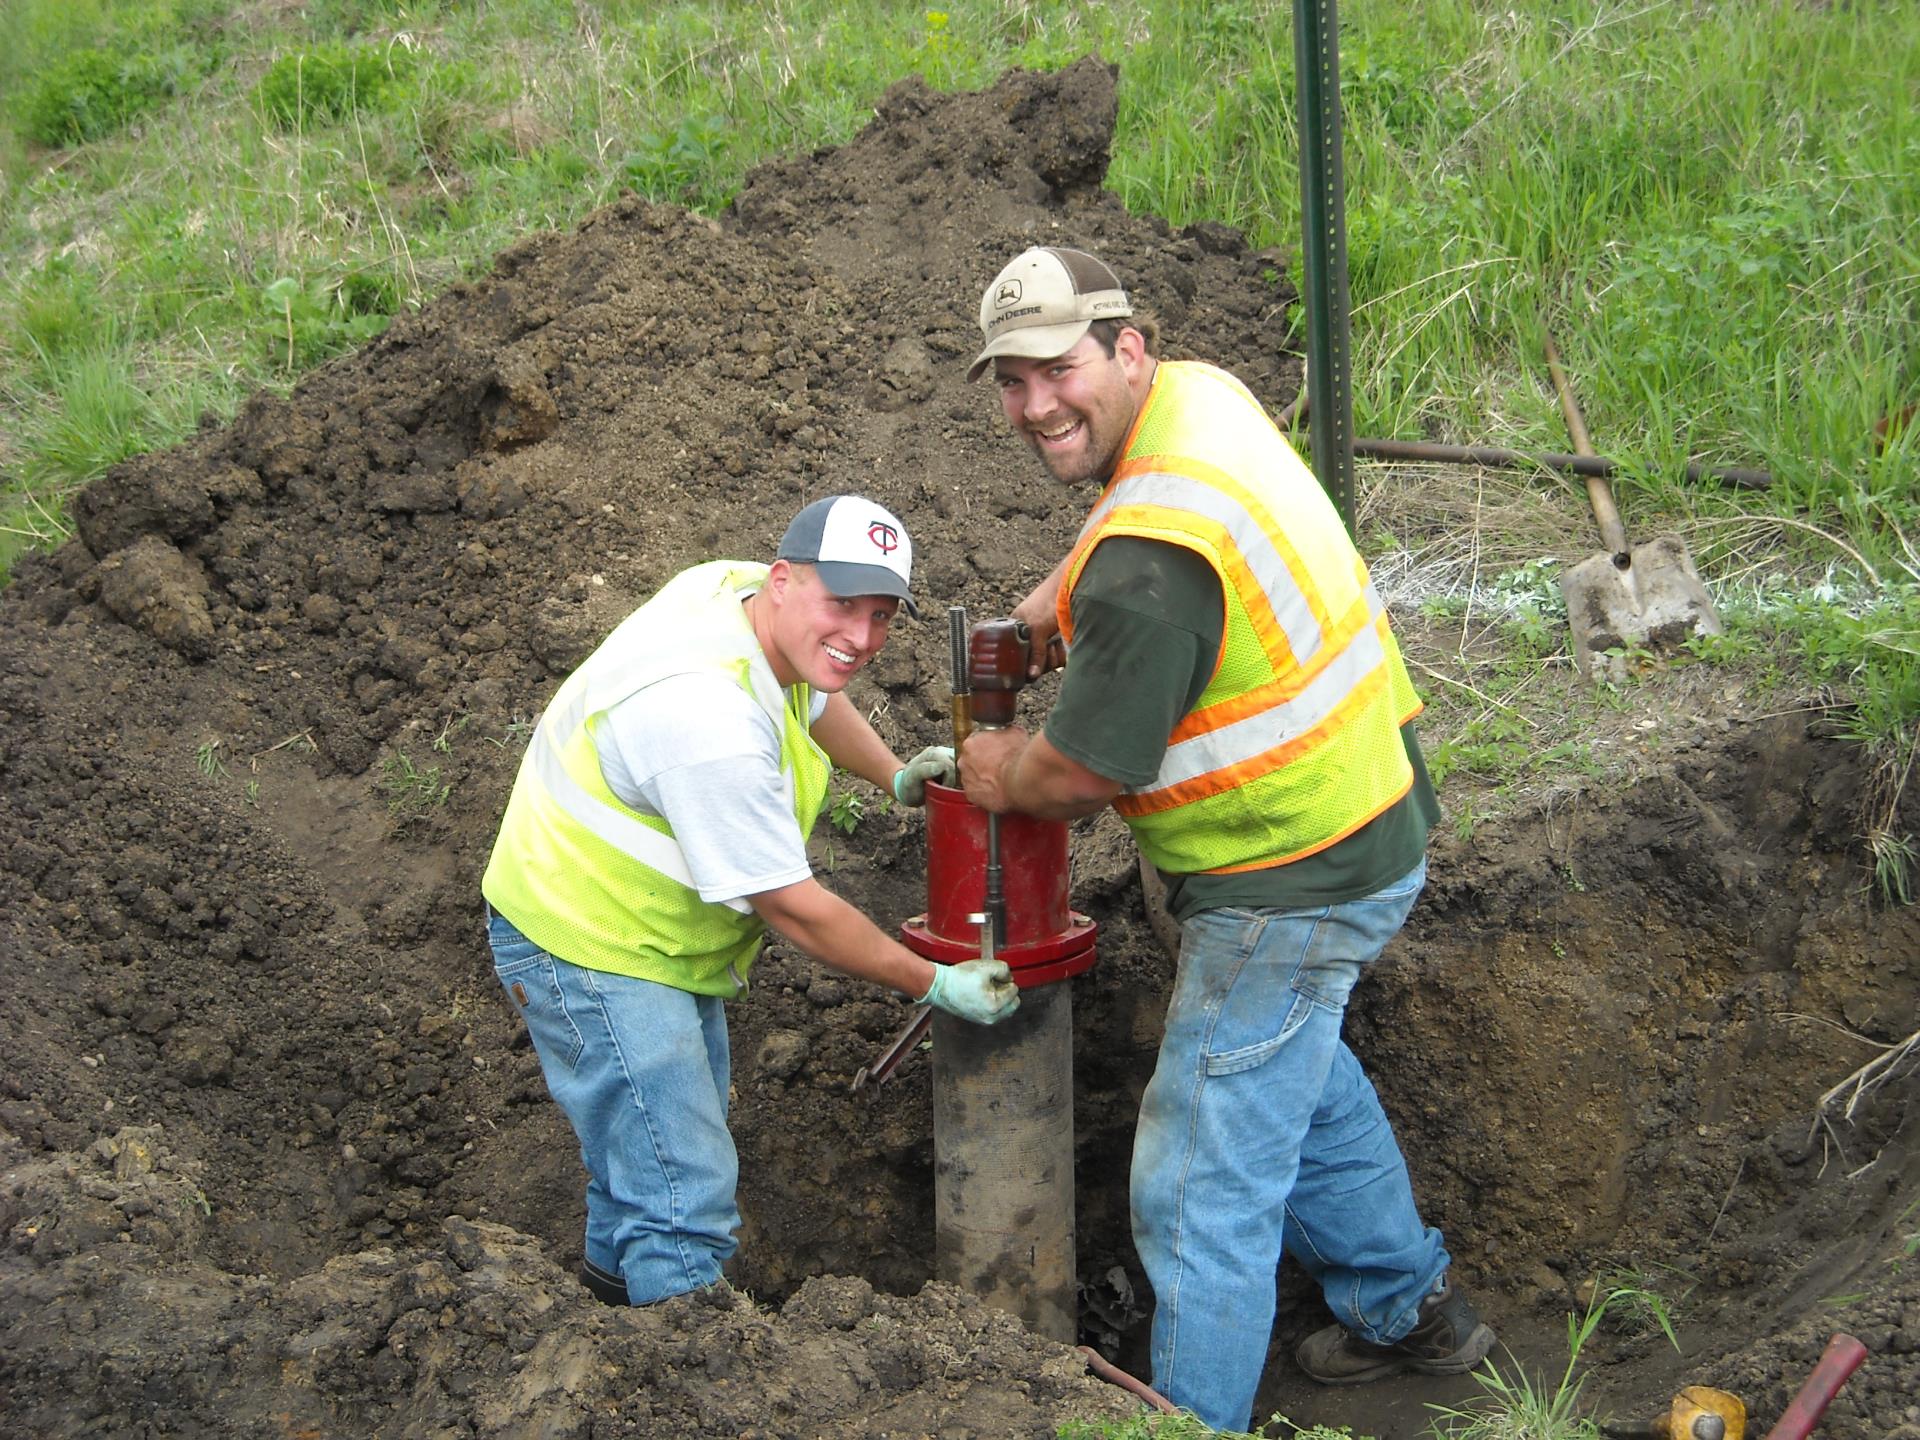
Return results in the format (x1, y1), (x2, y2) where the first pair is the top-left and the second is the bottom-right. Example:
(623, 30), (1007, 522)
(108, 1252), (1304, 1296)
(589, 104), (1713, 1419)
(2, 0), (1914, 890)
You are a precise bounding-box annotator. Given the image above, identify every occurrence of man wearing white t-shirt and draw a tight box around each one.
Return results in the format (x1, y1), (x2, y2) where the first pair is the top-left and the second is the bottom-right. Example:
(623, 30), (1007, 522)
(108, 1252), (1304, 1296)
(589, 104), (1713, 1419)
(482, 495), (1017, 1306)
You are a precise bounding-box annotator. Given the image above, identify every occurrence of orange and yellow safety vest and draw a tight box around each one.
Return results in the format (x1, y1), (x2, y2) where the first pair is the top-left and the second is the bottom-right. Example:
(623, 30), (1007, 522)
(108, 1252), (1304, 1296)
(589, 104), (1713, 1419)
(1058, 361), (1421, 874)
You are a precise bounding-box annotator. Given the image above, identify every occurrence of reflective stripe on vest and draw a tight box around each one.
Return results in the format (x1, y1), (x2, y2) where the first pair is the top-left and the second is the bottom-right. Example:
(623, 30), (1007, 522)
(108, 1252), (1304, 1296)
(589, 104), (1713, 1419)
(530, 682), (756, 914)
(1058, 361), (1418, 871)
(531, 574), (796, 916)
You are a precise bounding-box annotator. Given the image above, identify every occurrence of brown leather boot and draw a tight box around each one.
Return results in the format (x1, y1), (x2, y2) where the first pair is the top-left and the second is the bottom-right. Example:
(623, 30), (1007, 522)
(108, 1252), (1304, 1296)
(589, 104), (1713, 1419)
(1295, 1277), (1496, 1385)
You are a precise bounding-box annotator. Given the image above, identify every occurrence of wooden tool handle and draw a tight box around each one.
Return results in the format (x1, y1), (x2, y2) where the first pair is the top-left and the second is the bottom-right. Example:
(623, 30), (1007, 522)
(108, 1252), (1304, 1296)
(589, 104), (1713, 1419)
(1545, 328), (1632, 559)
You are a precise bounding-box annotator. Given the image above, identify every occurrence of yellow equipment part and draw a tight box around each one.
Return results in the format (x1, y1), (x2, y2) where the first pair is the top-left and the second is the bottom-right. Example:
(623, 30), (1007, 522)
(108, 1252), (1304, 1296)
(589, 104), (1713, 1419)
(1667, 1386), (1746, 1440)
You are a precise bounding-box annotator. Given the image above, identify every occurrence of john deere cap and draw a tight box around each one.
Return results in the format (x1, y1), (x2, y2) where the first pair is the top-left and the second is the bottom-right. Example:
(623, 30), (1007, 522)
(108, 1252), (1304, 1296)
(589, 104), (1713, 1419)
(967, 246), (1133, 382)
(777, 495), (917, 615)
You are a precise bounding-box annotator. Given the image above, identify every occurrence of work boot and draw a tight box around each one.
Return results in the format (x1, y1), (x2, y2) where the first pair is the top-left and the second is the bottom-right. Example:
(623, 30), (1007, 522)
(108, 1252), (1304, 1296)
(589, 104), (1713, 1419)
(579, 1257), (630, 1306)
(1295, 1277), (1495, 1386)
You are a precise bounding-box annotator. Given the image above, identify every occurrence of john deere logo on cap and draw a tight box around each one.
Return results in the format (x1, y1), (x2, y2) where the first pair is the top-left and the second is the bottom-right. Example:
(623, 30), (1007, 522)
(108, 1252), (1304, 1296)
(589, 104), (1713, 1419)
(866, 521), (900, 553)
(993, 279), (1024, 309)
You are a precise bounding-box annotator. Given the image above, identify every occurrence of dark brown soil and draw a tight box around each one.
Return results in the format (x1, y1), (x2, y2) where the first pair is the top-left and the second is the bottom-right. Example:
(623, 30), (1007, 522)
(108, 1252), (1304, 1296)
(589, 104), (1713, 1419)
(4, 58), (1917, 1440)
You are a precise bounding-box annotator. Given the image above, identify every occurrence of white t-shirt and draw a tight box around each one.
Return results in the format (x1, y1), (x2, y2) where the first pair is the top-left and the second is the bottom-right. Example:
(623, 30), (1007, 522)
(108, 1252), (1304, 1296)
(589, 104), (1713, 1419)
(593, 670), (828, 906)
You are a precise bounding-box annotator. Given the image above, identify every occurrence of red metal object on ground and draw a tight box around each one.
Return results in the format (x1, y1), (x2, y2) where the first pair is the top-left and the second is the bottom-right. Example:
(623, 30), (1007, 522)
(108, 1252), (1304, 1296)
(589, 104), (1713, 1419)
(899, 781), (1097, 989)
(1760, 1333), (1867, 1440)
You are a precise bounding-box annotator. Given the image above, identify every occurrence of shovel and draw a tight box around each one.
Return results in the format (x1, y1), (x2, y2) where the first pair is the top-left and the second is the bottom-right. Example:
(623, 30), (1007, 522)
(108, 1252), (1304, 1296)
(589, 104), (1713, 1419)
(1548, 331), (1722, 680)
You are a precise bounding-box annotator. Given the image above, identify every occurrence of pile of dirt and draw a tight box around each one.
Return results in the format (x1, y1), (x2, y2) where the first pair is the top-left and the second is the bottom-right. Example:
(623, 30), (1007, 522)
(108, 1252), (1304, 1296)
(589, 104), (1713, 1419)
(3, 57), (1917, 1439)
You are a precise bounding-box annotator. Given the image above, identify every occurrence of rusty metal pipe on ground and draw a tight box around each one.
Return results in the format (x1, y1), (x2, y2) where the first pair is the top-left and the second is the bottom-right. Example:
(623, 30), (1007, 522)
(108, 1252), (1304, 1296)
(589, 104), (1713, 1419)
(1351, 436), (1774, 491)
(1277, 382), (1775, 490)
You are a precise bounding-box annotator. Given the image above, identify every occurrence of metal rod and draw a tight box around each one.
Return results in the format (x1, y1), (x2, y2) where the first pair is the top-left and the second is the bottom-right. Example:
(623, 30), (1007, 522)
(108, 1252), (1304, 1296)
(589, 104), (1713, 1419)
(1348, 437), (1774, 490)
(1294, 0), (1356, 533)
(851, 1004), (934, 1092)
(947, 605), (971, 752)
(985, 814), (1006, 955)
(1280, 364), (1774, 490)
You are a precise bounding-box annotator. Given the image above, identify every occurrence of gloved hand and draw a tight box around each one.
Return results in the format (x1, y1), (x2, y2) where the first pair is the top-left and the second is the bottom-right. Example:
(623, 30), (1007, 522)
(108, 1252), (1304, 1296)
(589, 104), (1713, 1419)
(892, 745), (957, 807)
(919, 959), (1020, 1025)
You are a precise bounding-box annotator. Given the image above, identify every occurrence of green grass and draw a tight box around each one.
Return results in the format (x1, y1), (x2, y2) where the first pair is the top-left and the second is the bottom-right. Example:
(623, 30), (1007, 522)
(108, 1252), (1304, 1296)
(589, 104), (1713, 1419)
(1, 0), (1914, 855)
(1428, 1285), (1679, 1440)
(380, 749), (451, 818)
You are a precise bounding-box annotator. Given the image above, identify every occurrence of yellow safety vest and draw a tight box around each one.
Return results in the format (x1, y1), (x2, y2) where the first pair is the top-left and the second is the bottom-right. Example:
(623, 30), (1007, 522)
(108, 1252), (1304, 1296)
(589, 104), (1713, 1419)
(482, 561), (830, 995)
(1058, 361), (1421, 874)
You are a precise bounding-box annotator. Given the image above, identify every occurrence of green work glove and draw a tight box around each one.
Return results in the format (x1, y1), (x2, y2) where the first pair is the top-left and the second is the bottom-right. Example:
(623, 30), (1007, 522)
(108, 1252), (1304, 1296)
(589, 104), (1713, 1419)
(919, 959), (1020, 1025)
(891, 745), (957, 807)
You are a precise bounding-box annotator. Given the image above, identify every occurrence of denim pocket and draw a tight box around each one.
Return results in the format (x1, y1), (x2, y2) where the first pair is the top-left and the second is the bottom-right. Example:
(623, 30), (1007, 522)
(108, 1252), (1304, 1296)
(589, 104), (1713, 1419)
(494, 950), (586, 1072)
(1203, 988), (1318, 1075)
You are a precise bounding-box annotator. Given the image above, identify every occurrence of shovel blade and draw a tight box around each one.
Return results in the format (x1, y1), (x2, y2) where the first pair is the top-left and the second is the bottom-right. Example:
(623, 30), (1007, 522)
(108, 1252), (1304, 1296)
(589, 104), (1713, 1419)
(1562, 532), (1721, 680)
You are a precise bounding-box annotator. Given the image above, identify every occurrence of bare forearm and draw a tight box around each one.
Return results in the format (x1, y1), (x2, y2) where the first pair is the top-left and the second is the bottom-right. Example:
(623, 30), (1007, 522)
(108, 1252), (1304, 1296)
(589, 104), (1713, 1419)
(812, 691), (903, 792)
(962, 727), (1120, 819)
(752, 878), (934, 996)
(1004, 732), (1119, 819)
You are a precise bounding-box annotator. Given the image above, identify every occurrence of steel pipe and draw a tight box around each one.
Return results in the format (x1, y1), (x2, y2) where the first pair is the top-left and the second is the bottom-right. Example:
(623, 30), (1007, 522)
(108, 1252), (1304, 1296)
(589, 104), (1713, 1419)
(932, 984), (1077, 1342)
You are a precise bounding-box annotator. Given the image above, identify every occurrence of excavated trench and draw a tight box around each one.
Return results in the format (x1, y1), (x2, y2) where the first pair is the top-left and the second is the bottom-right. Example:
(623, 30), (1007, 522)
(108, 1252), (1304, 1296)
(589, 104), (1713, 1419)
(4, 58), (1918, 1440)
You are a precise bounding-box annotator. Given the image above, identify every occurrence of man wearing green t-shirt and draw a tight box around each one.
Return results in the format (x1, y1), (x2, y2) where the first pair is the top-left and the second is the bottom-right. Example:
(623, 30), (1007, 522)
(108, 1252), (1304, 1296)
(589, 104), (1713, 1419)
(958, 246), (1493, 1430)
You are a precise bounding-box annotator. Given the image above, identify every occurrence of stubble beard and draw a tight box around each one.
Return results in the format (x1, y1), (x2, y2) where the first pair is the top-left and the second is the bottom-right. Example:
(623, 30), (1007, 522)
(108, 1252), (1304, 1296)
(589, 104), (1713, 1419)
(1031, 423), (1121, 489)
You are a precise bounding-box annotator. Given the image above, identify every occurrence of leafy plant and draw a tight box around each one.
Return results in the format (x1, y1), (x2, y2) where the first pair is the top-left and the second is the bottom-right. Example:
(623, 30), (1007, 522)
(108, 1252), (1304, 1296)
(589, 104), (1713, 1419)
(486, 714), (535, 750)
(909, 9), (961, 87)
(1429, 712), (1532, 788)
(253, 39), (419, 128)
(260, 274), (395, 371)
(20, 45), (190, 145)
(829, 786), (866, 836)
(194, 738), (227, 779)
(621, 112), (730, 202)
(431, 712), (472, 754)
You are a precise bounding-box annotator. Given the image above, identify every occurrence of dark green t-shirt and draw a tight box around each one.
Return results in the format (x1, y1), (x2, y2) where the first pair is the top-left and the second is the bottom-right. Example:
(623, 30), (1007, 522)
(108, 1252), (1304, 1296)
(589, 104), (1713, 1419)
(1044, 536), (1439, 923)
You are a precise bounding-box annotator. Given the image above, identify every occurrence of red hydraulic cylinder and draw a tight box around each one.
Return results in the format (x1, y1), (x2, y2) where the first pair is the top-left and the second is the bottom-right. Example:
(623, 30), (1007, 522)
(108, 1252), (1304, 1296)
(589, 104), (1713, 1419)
(898, 781), (1097, 987)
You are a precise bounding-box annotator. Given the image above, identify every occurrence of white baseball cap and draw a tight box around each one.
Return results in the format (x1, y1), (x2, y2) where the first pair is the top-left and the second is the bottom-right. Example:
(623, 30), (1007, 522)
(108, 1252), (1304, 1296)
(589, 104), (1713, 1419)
(967, 246), (1133, 382)
(777, 495), (917, 615)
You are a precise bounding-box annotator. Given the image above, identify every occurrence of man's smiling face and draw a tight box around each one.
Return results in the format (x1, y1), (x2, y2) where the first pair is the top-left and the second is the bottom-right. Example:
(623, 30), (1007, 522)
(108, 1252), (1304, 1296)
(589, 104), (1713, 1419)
(994, 328), (1150, 487)
(762, 562), (897, 692)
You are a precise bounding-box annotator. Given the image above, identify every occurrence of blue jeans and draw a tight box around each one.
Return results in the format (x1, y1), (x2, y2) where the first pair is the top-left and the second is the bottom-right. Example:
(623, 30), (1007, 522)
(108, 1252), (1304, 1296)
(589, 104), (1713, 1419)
(487, 910), (739, 1303)
(1131, 859), (1447, 1431)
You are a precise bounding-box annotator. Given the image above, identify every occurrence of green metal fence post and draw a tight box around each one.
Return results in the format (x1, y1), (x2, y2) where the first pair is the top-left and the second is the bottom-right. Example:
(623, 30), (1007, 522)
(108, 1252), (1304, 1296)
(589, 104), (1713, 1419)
(1293, 0), (1355, 533)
